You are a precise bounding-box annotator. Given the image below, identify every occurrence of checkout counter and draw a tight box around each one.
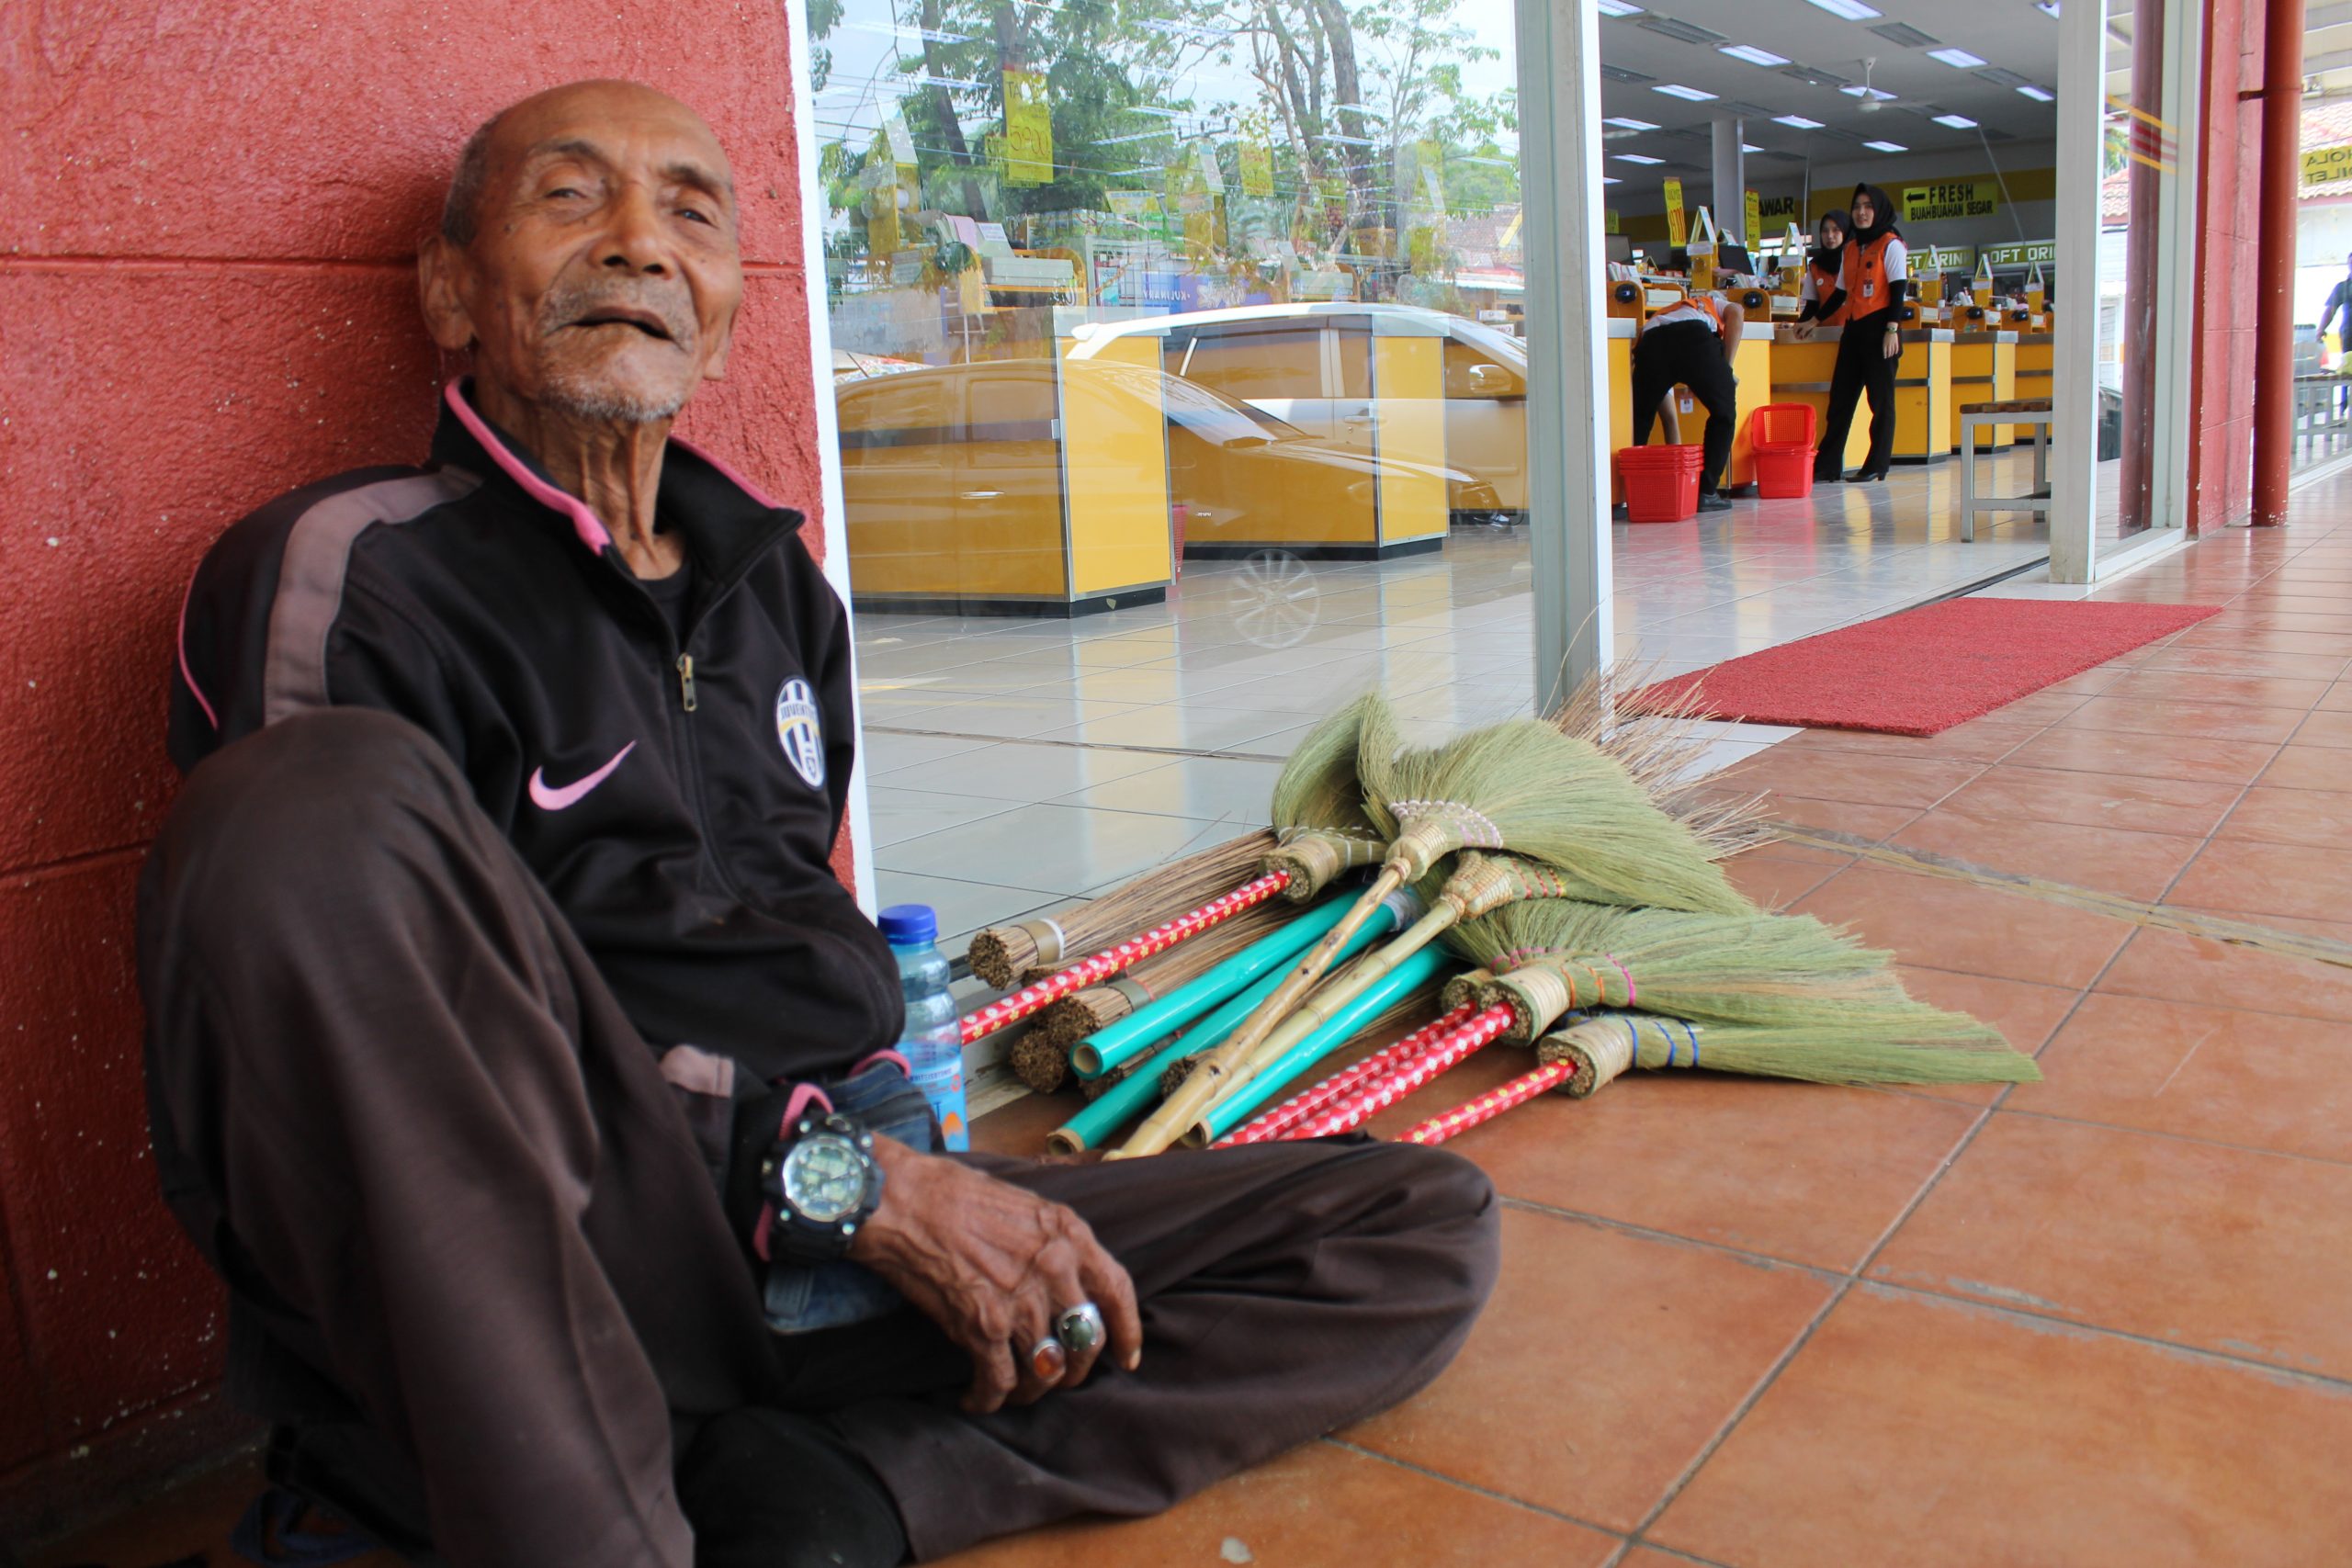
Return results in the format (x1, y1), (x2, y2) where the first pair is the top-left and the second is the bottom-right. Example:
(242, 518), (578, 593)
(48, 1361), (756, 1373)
(1765, 322), (1957, 466)
(1951, 325), (2019, 450)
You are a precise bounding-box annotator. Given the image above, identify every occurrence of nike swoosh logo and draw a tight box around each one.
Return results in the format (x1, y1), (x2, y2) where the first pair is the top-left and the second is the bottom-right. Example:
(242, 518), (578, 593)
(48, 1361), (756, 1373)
(528, 741), (637, 811)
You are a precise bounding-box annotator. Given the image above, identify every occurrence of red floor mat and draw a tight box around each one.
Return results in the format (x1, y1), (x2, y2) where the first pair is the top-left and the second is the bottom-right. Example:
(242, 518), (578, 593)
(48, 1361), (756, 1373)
(1634, 596), (2223, 736)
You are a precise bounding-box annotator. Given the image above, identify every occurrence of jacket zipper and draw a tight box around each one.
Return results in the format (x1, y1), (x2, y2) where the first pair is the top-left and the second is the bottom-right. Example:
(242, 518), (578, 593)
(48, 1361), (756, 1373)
(677, 653), (698, 712)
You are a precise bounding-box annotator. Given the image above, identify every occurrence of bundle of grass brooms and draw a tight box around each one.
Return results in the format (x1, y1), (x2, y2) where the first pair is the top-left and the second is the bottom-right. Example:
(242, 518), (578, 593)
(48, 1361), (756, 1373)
(1014, 679), (2037, 1160)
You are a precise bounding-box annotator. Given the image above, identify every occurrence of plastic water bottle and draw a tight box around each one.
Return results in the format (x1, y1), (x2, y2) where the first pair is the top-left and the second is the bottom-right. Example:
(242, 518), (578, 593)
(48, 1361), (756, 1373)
(880, 904), (968, 1151)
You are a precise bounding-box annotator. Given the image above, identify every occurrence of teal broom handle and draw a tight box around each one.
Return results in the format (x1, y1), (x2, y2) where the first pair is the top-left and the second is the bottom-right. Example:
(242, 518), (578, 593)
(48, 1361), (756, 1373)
(1202, 947), (1450, 1141)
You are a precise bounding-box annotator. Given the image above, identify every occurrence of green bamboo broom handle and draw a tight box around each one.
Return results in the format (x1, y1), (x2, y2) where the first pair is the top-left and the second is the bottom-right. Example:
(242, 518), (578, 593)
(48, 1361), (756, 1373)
(1047, 897), (1418, 1154)
(1109, 864), (1416, 1157)
(1189, 947), (1450, 1145)
(1072, 894), (1356, 1078)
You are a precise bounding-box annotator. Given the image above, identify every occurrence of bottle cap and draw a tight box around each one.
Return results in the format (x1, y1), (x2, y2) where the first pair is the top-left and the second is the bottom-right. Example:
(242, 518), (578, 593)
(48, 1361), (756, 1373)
(878, 904), (939, 945)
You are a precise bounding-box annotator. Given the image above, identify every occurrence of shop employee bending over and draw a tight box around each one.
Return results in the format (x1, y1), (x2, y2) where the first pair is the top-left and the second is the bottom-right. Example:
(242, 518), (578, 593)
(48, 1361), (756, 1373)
(1630, 279), (1745, 513)
(1797, 183), (1908, 483)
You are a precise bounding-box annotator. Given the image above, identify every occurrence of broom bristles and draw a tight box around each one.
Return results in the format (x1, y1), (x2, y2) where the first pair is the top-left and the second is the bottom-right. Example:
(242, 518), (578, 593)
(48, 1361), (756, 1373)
(1550, 661), (1770, 864)
(1539, 1010), (2036, 1092)
(1266, 694), (1392, 902)
(966, 829), (1276, 987)
(1363, 701), (1755, 913)
(1031, 895), (1299, 1048)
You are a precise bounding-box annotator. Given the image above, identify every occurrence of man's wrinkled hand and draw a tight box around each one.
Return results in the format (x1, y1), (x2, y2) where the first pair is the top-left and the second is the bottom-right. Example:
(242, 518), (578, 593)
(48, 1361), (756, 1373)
(849, 1138), (1142, 1415)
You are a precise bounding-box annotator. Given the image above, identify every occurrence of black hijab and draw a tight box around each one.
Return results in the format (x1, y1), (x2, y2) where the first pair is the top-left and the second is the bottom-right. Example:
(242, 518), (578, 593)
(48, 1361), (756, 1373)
(1848, 183), (1900, 248)
(1811, 209), (1850, 275)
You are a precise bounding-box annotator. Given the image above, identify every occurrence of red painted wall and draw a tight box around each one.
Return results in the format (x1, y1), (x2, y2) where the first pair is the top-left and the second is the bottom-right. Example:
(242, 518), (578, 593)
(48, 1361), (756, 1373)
(2189, 0), (2264, 529)
(0, 5), (826, 1540)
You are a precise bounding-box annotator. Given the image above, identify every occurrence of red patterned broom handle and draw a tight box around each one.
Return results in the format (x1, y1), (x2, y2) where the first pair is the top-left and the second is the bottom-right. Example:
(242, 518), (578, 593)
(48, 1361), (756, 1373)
(1279, 1004), (1515, 1140)
(1397, 1061), (1575, 1146)
(1217, 1005), (1480, 1147)
(958, 871), (1293, 1044)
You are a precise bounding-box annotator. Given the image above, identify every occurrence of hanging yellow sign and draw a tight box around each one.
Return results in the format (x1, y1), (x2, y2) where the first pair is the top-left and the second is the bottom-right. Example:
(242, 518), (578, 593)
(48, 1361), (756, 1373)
(1663, 178), (1686, 248)
(1605, 209), (1621, 236)
(2304, 144), (2352, 186)
(1744, 188), (1761, 251)
(1001, 69), (1053, 186)
(1900, 180), (1999, 222)
(1239, 140), (1274, 197)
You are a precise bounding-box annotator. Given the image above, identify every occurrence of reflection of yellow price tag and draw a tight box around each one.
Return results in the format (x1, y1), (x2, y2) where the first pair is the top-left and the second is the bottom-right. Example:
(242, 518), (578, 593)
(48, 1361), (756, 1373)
(1664, 178), (1686, 249)
(1745, 188), (1760, 251)
(1239, 141), (1273, 197)
(1002, 69), (1053, 186)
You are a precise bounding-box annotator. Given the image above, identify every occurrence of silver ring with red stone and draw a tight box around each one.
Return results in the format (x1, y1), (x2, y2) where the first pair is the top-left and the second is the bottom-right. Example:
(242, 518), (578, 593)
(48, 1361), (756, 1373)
(1028, 1335), (1068, 1382)
(1055, 1301), (1105, 1356)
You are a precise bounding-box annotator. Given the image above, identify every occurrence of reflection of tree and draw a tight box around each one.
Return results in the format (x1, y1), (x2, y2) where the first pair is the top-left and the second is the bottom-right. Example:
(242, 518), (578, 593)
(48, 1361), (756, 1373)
(806, 0), (1517, 277)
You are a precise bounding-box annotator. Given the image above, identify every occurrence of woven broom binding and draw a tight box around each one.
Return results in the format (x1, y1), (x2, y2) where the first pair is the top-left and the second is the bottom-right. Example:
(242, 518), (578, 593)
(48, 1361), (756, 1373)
(1536, 1019), (1641, 1098)
(1264, 828), (1386, 902)
(1441, 967), (1494, 1010)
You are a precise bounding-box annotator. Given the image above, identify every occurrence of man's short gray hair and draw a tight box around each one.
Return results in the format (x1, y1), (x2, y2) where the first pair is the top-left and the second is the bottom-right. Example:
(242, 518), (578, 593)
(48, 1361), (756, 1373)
(439, 112), (506, 248)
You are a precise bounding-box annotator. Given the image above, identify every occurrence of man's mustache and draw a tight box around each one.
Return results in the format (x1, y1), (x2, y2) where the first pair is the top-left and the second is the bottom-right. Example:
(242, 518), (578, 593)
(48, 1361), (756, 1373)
(540, 284), (695, 346)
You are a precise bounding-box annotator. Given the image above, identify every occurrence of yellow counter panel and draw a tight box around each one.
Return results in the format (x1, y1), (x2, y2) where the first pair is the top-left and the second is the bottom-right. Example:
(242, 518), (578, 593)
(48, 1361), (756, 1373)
(1768, 333), (1872, 471)
(1061, 335), (1174, 596)
(1372, 330), (1450, 548)
(1950, 332), (2018, 450)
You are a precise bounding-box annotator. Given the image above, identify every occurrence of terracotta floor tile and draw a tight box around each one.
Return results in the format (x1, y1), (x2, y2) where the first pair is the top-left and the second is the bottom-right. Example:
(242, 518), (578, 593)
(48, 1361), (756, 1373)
(970, 1077), (1077, 1155)
(2319, 681), (2352, 712)
(2213, 784), (2352, 848)
(2099, 669), (2332, 709)
(1343, 1209), (1831, 1533)
(2255, 744), (2350, 791)
(2018, 992), (2352, 1162)
(1791, 865), (2136, 989)
(2231, 612), (2352, 634)
(2176, 628), (2352, 657)
(2168, 837), (2352, 924)
(2290, 707), (2352, 748)
(1749, 795), (1924, 843)
(1716, 751), (1984, 811)
(2098, 922), (2352, 1026)
(1887, 810), (2201, 902)
(2229, 593), (2352, 615)
(1875, 1113), (2352, 1378)
(1649, 1286), (2352, 1568)
(1934, 763), (2242, 839)
(1723, 851), (1844, 910)
(1447, 1070), (1979, 1270)
(1889, 967), (2080, 1105)
(2132, 644), (2350, 680)
(2049, 694), (2308, 745)
(933, 1437), (1622, 1567)
(1976, 688), (2099, 727)
(2000, 726), (2276, 785)
(1769, 720), (2044, 766)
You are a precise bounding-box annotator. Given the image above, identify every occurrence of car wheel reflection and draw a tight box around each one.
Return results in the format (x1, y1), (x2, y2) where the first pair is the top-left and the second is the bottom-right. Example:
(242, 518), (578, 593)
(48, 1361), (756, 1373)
(1227, 548), (1320, 649)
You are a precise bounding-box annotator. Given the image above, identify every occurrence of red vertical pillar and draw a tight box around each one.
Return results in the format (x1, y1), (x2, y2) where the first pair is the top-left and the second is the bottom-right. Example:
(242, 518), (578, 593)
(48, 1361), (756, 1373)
(2252, 0), (2305, 525)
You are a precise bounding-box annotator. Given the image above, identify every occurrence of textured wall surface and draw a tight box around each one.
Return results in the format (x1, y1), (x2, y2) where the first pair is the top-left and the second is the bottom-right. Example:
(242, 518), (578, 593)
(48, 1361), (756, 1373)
(0, 3), (824, 1538)
(2189, 0), (2263, 530)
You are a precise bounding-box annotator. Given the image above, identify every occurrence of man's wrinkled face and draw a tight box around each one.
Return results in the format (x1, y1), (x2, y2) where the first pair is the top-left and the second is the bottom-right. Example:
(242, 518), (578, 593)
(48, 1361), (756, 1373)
(428, 84), (743, 423)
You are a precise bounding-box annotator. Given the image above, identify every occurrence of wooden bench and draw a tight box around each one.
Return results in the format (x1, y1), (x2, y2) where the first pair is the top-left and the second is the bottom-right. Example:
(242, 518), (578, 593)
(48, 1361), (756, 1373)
(1959, 396), (2052, 542)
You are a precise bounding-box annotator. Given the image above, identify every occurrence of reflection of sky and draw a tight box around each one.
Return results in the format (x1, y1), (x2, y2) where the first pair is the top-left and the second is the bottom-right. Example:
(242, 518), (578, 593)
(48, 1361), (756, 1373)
(810, 0), (1518, 229)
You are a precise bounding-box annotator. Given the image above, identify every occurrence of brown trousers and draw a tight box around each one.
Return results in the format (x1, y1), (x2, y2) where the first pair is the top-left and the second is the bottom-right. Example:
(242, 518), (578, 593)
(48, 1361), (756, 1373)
(138, 709), (1499, 1567)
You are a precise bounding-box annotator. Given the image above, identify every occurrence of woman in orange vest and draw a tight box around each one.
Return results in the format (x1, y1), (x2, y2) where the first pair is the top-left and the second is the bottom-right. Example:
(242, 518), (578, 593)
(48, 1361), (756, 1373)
(1809, 183), (1909, 483)
(1794, 210), (1852, 328)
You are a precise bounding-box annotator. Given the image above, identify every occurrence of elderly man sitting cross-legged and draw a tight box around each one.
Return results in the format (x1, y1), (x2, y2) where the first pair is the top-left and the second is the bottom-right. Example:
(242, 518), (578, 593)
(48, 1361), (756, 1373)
(140, 80), (1498, 1568)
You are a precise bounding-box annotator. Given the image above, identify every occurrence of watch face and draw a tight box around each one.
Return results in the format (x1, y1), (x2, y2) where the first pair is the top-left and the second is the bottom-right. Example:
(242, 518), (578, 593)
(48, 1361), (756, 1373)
(784, 1134), (868, 1224)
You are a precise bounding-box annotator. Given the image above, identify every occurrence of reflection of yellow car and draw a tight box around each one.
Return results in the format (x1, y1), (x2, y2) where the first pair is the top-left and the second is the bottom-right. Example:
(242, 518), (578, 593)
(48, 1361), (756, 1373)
(1070, 302), (1531, 525)
(834, 358), (1495, 596)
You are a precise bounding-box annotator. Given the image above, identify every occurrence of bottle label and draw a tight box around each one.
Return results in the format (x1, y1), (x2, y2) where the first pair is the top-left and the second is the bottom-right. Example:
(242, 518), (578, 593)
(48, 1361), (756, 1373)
(912, 1059), (969, 1151)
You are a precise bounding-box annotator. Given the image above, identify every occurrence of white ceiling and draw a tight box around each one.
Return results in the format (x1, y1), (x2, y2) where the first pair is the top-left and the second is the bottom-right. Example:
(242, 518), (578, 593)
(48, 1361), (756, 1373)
(1598, 0), (2061, 175)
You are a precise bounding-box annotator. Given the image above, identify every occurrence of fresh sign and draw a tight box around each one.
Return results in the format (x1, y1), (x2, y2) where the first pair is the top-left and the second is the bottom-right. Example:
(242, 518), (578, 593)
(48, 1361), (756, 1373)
(1901, 180), (1999, 222)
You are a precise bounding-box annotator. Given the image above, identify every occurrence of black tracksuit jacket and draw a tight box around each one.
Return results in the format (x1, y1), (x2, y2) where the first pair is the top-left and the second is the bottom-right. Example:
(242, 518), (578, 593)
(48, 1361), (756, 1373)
(168, 383), (903, 1082)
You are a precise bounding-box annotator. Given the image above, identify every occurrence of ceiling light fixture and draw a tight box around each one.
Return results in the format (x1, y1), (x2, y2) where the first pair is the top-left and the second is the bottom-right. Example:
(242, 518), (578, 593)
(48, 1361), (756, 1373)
(1653, 84), (1720, 101)
(1742, 142), (1765, 152)
(1613, 152), (1667, 164)
(1604, 116), (1661, 130)
(1720, 44), (1791, 66)
(1927, 47), (1988, 68)
(1865, 139), (1907, 152)
(1596, 0), (1642, 13)
(1602, 175), (1623, 185)
(2018, 84), (2055, 101)
(1801, 0), (1881, 17)
(1932, 113), (1979, 128)
(1773, 113), (1827, 129)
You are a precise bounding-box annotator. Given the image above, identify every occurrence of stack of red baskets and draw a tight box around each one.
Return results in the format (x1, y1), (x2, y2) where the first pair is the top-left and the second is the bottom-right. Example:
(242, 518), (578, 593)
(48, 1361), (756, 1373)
(1615, 445), (1705, 523)
(1747, 403), (1818, 499)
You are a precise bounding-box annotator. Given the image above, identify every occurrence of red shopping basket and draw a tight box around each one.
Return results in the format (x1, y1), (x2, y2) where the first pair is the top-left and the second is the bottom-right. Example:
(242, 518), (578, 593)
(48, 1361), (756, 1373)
(1747, 403), (1818, 499)
(1616, 444), (1703, 524)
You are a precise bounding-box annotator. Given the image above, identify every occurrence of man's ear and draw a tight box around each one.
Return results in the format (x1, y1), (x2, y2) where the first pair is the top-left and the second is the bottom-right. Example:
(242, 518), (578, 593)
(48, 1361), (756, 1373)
(699, 297), (739, 383)
(418, 236), (479, 354)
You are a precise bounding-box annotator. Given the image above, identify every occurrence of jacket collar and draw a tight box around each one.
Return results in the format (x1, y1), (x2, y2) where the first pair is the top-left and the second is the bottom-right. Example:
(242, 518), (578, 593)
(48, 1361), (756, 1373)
(430, 380), (806, 584)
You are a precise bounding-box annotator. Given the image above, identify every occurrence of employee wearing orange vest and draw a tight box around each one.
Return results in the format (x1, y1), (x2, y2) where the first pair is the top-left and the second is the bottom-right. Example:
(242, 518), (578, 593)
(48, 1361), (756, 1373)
(1797, 183), (1907, 482)
(1628, 276), (1746, 513)
(1793, 210), (1851, 327)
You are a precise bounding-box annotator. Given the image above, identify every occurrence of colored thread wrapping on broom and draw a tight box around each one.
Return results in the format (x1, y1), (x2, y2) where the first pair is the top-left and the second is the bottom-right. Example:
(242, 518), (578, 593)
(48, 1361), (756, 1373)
(1399, 1061), (1575, 1146)
(1280, 1004), (1515, 1140)
(1216, 1004), (1481, 1147)
(959, 871), (1292, 1044)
